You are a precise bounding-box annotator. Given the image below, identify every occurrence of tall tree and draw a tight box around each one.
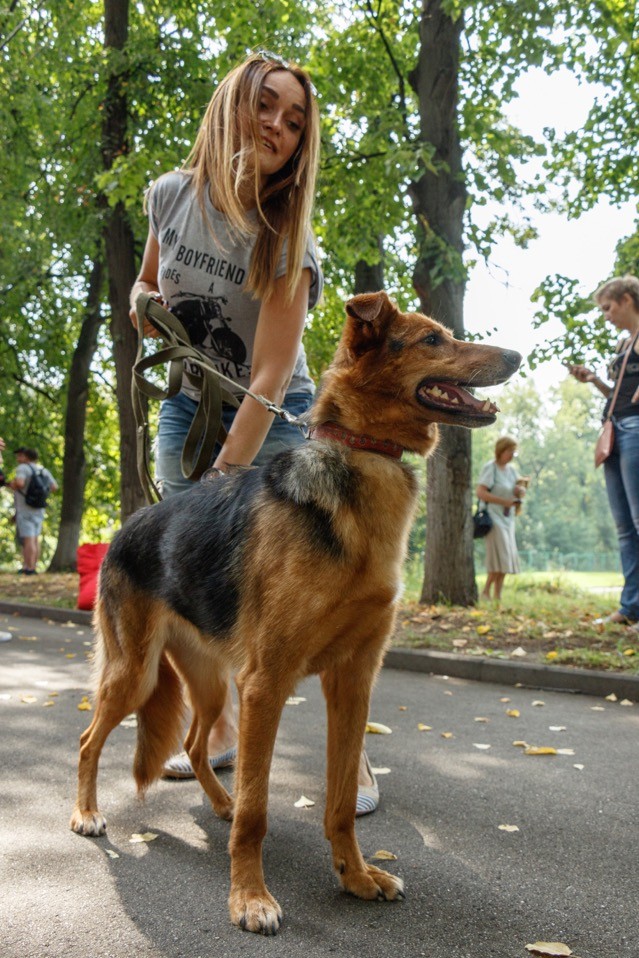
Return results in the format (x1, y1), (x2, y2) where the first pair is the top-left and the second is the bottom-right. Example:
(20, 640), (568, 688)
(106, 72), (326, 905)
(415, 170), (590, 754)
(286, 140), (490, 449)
(408, 1), (475, 604)
(49, 258), (105, 570)
(102, 0), (145, 520)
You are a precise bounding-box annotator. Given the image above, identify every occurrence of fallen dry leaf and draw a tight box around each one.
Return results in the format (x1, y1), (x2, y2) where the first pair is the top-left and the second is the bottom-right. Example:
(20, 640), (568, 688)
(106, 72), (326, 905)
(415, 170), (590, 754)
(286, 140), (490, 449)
(510, 646), (527, 657)
(20, 695), (38, 704)
(513, 740), (529, 748)
(476, 624), (491, 635)
(532, 700), (545, 707)
(590, 706), (605, 712)
(474, 717), (489, 723)
(498, 824), (519, 832)
(294, 795), (315, 808)
(573, 764), (585, 771)
(473, 743), (491, 750)
(65, 653), (76, 659)
(77, 696), (92, 711)
(370, 849), (397, 861)
(622, 648), (636, 656)
(524, 746), (558, 756)
(452, 639), (468, 648)
(105, 848), (120, 859)
(42, 701), (55, 708)
(500, 697), (511, 703)
(605, 693), (618, 702)
(620, 699), (634, 707)
(557, 748), (575, 756)
(506, 709), (520, 718)
(129, 832), (158, 843)
(398, 705), (408, 711)
(525, 943), (572, 957)
(546, 651), (558, 660)
(371, 767), (391, 775)
(549, 726), (566, 732)
(285, 696), (307, 706)
(366, 721), (392, 735)
(19, 635), (38, 642)
(417, 723), (432, 732)
(441, 732), (454, 739)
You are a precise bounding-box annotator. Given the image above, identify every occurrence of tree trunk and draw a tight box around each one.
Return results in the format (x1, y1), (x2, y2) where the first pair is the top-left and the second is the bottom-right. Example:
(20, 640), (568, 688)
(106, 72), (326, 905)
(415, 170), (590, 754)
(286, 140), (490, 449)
(354, 237), (384, 293)
(48, 258), (105, 572)
(409, 0), (476, 606)
(103, 0), (146, 521)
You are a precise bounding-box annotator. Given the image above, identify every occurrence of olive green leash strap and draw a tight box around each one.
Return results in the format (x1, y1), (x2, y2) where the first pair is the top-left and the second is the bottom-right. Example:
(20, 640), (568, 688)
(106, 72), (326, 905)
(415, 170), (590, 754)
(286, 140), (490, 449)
(132, 292), (309, 505)
(132, 293), (240, 504)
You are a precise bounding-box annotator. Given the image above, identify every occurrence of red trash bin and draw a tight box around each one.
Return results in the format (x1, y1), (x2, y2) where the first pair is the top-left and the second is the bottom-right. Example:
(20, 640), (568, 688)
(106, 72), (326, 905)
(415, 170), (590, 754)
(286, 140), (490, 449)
(76, 543), (110, 611)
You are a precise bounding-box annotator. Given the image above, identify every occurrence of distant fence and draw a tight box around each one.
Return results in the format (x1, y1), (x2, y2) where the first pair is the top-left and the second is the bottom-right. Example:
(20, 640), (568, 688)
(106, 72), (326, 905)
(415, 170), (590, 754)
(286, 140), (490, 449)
(475, 549), (620, 573)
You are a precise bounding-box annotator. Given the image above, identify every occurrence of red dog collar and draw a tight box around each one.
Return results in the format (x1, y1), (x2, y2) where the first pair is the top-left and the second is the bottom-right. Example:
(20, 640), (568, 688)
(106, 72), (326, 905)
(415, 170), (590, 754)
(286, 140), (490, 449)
(309, 422), (405, 459)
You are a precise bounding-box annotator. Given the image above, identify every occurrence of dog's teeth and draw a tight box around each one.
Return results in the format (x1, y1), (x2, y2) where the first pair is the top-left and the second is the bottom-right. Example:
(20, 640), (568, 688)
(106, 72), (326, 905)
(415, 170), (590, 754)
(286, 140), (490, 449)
(430, 386), (442, 397)
(440, 391), (450, 401)
(482, 400), (492, 411)
(451, 397), (459, 404)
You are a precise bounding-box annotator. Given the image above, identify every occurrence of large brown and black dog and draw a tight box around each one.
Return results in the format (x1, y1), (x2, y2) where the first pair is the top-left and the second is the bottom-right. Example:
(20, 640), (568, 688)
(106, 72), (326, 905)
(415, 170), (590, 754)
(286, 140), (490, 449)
(70, 291), (520, 934)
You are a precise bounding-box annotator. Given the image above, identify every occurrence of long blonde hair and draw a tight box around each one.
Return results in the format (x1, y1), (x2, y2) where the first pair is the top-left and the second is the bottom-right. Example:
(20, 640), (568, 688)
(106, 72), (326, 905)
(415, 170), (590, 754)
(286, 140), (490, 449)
(183, 53), (320, 303)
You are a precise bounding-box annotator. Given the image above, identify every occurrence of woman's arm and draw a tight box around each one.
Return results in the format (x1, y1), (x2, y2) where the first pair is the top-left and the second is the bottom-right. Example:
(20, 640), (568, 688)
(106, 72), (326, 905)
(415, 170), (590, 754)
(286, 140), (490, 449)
(567, 364), (611, 398)
(213, 269), (312, 469)
(476, 484), (516, 509)
(129, 227), (162, 338)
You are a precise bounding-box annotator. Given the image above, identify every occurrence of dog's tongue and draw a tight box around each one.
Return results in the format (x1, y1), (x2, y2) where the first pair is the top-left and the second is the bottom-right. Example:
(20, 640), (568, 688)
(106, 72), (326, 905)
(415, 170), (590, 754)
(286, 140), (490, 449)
(419, 382), (499, 414)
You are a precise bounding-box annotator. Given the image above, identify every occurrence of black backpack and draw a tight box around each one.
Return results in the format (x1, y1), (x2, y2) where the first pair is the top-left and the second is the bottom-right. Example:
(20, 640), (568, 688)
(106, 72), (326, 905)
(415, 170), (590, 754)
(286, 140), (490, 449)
(24, 465), (51, 509)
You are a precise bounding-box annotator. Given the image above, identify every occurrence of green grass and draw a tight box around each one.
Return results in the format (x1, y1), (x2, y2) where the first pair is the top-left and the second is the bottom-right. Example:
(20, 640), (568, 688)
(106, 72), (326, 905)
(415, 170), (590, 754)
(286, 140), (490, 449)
(403, 558), (622, 604)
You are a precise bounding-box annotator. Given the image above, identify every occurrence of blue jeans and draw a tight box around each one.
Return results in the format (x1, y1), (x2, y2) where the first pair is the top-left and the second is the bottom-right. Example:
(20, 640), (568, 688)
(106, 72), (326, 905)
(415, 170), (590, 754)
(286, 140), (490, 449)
(604, 416), (639, 620)
(156, 390), (313, 498)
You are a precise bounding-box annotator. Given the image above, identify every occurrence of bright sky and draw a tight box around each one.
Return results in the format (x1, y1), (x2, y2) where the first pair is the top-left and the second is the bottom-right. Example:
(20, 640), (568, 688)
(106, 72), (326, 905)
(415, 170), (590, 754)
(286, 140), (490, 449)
(464, 67), (636, 397)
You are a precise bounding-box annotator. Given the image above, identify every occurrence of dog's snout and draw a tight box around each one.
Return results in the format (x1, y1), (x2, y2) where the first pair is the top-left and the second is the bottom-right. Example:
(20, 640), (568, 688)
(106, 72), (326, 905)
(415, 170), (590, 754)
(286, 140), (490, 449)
(502, 349), (522, 371)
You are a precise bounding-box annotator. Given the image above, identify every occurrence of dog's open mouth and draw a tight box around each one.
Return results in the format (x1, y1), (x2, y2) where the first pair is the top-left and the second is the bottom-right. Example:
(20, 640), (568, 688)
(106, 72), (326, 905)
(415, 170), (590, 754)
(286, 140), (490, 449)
(416, 380), (499, 421)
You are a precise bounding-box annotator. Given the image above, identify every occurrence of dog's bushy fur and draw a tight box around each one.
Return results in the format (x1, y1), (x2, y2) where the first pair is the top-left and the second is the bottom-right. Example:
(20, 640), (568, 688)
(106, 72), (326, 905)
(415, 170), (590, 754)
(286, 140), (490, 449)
(71, 291), (520, 934)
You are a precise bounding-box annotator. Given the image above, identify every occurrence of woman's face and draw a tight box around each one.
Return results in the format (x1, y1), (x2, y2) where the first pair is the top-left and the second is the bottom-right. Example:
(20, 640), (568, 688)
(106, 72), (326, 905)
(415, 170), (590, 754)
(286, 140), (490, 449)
(256, 70), (306, 183)
(599, 293), (638, 332)
(497, 446), (516, 465)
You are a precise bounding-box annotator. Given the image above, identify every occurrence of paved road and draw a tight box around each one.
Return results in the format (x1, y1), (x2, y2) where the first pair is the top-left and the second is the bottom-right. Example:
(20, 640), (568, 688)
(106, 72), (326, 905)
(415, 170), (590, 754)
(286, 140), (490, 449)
(1, 611), (637, 958)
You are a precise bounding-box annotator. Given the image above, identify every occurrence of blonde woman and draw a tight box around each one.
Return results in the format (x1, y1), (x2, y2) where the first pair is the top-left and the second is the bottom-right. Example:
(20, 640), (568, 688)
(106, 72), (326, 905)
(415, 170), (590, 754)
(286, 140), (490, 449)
(129, 53), (379, 813)
(569, 275), (639, 626)
(476, 436), (525, 601)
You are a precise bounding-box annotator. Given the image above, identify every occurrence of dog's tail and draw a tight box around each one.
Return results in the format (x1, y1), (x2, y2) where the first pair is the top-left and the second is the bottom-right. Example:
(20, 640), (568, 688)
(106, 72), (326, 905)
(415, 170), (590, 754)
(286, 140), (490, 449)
(134, 652), (185, 795)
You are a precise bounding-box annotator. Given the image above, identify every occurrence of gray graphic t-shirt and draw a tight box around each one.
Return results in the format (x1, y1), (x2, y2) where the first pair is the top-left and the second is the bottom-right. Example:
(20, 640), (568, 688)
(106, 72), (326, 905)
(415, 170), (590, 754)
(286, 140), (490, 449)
(148, 171), (322, 401)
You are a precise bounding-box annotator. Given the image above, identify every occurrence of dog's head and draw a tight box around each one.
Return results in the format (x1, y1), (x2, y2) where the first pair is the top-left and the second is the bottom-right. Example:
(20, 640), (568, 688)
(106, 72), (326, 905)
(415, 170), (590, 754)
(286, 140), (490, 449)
(312, 291), (521, 456)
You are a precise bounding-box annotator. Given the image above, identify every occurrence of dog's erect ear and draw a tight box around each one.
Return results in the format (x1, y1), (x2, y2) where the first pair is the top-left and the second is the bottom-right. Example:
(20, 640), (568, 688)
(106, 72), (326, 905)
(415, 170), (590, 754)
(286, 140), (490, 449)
(343, 291), (396, 356)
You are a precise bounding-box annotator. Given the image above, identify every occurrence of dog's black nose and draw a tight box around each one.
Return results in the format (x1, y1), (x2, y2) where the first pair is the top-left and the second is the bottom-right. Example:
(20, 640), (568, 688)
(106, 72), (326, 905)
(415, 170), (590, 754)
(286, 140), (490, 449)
(502, 349), (522, 371)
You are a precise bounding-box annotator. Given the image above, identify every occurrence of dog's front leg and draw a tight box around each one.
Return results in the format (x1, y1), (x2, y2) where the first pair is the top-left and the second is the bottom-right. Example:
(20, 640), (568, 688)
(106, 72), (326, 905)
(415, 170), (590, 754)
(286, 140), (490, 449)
(228, 669), (289, 935)
(321, 657), (405, 904)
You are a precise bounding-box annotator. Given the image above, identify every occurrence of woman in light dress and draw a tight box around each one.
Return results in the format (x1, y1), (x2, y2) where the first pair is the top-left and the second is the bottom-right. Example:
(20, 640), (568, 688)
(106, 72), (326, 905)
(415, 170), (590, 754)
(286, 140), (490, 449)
(476, 436), (526, 601)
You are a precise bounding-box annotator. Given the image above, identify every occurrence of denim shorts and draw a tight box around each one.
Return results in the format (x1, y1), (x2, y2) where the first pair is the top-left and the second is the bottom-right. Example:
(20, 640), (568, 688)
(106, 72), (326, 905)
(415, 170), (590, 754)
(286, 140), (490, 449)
(155, 390), (313, 498)
(16, 510), (44, 538)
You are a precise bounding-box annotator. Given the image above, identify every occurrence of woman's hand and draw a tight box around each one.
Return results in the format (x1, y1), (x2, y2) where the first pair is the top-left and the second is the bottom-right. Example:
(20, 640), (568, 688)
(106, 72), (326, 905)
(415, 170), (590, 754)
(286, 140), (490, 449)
(568, 364), (596, 383)
(514, 484), (526, 499)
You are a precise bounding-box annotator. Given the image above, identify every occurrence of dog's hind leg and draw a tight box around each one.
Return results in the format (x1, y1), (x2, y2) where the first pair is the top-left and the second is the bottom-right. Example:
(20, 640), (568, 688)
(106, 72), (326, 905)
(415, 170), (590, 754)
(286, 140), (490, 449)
(70, 658), (147, 837)
(228, 667), (292, 935)
(168, 641), (234, 821)
(321, 650), (405, 903)
(71, 598), (177, 837)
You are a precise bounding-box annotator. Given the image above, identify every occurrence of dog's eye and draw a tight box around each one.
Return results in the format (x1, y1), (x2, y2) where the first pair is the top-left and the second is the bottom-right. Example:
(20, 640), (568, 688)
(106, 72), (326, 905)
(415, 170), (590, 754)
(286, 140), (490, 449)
(423, 333), (439, 346)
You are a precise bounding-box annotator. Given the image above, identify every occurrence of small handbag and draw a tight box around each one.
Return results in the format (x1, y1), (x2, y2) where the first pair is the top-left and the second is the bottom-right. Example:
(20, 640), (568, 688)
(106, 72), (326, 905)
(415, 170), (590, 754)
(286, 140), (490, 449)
(594, 329), (639, 468)
(473, 504), (493, 539)
(473, 463), (496, 539)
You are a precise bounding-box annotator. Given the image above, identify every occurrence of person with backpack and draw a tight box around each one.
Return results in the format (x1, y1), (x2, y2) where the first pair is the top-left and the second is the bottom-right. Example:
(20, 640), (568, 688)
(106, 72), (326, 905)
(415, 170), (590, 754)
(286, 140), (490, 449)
(7, 446), (57, 575)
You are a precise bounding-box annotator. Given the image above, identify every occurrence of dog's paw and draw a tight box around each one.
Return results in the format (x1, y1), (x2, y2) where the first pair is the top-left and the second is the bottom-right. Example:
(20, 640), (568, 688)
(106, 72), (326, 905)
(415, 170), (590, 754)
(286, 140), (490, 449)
(229, 889), (283, 935)
(70, 808), (107, 837)
(339, 863), (405, 902)
(211, 794), (234, 822)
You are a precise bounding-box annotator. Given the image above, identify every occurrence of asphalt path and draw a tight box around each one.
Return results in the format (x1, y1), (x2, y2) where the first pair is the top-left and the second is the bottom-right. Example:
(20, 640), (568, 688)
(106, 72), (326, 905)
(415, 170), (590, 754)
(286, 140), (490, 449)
(1, 611), (637, 958)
